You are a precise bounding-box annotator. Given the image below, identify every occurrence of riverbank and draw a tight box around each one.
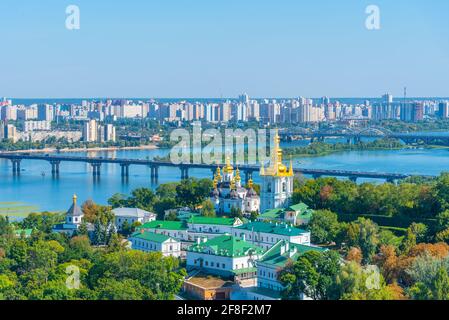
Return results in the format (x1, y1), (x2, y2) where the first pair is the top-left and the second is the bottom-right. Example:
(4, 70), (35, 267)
(0, 144), (159, 155)
(283, 139), (411, 158)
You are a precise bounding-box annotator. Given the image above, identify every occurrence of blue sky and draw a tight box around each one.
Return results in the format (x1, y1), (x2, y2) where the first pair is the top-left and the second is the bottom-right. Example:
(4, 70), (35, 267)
(0, 0), (448, 98)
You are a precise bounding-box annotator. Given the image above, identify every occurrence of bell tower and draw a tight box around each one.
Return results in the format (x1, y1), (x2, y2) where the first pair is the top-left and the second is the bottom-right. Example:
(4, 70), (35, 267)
(259, 130), (294, 213)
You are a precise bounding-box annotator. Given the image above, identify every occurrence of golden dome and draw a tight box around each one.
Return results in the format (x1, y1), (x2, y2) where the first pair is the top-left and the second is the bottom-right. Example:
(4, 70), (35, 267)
(223, 156), (234, 174)
(235, 167), (241, 181)
(260, 129), (293, 177)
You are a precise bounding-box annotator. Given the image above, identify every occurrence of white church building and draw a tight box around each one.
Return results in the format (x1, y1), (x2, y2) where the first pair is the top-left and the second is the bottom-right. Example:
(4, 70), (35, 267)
(210, 157), (260, 215)
(259, 131), (294, 213)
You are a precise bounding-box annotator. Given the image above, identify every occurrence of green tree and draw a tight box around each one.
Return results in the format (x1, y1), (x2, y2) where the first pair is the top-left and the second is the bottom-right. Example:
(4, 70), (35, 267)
(433, 268), (449, 300)
(176, 178), (213, 209)
(345, 218), (379, 264)
(155, 183), (179, 199)
(309, 210), (340, 244)
(200, 200), (216, 217)
(153, 198), (178, 219)
(230, 207), (243, 219)
(279, 250), (341, 300)
(333, 262), (401, 300)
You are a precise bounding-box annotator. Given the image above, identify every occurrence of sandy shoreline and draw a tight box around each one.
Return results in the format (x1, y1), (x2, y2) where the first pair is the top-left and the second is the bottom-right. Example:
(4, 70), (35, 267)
(0, 144), (160, 154)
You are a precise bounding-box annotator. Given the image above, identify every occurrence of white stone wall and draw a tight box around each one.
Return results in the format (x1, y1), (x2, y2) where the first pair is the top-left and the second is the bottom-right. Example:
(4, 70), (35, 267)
(257, 264), (284, 292)
(131, 237), (181, 258)
(186, 251), (259, 274)
(188, 223), (235, 235)
(260, 175), (293, 213)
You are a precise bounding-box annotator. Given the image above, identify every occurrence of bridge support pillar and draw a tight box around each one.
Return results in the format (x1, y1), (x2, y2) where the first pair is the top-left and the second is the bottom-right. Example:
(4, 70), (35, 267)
(180, 167), (189, 180)
(387, 178), (397, 185)
(91, 163), (101, 177)
(120, 164), (130, 178)
(349, 176), (358, 183)
(150, 166), (159, 183)
(11, 159), (21, 175)
(312, 174), (322, 180)
(50, 161), (60, 176)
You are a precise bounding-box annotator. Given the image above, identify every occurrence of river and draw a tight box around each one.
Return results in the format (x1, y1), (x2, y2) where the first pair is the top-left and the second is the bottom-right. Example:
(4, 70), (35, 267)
(1, 141), (449, 213)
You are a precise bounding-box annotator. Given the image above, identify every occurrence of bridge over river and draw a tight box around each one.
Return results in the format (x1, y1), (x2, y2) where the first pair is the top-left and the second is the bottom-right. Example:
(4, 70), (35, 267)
(0, 153), (427, 184)
(279, 128), (449, 145)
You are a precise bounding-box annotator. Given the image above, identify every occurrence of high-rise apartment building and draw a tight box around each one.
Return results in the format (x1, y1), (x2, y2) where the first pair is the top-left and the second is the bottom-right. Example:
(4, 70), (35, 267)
(438, 101), (449, 119)
(37, 104), (54, 121)
(83, 120), (116, 142)
(83, 120), (98, 142)
(4, 124), (18, 142)
(104, 124), (116, 142)
(400, 102), (424, 122)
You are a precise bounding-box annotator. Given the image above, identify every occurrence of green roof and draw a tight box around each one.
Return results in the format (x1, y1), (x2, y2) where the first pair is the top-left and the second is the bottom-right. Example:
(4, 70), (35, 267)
(188, 216), (240, 226)
(288, 203), (311, 214)
(131, 231), (172, 243)
(231, 267), (257, 275)
(259, 208), (284, 219)
(188, 235), (265, 257)
(236, 221), (309, 237)
(259, 240), (326, 267)
(259, 203), (313, 221)
(14, 229), (33, 237)
(139, 220), (187, 231)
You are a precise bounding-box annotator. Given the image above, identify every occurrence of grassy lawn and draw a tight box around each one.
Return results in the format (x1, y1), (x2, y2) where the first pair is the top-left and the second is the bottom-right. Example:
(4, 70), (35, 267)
(0, 202), (39, 220)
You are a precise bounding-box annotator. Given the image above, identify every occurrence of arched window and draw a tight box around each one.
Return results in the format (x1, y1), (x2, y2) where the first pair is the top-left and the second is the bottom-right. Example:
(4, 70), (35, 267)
(282, 182), (287, 192)
(267, 183), (272, 193)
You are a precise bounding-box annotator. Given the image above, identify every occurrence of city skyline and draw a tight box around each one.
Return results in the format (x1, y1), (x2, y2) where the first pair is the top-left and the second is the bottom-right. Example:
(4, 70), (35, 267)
(1, 0), (449, 98)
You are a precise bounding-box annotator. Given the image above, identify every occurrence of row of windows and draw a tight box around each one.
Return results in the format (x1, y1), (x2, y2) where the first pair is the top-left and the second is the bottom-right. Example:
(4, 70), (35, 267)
(133, 240), (178, 252)
(194, 259), (226, 269)
(117, 218), (137, 223)
(134, 240), (159, 250)
(191, 227), (221, 234)
(234, 232), (281, 244)
(259, 269), (276, 279)
(260, 282), (282, 292)
(265, 182), (290, 193)
(193, 259), (250, 271)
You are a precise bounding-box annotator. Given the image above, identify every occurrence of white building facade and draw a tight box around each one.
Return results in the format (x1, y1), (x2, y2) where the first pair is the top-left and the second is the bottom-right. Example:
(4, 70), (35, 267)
(233, 221), (311, 250)
(259, 131), (294, 213)
(113, 207), (156, 231)
(186, 235), (265, 280)
(129, 231), (181, 258)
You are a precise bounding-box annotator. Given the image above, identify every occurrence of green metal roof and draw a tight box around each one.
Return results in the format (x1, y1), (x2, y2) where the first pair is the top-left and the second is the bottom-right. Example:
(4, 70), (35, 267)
(259, 209), (284, 219)
(231, 267), (257, 275)
(259, 203), (313, 221)
(288, 203), (309, 212)
(188, 235), (265, 257)
(259, 240), (326, 267)
(130, 231), (173, 243)
(188, 216), (240, 226)
(236, 221), (309, 237)
(139, 220), (187, 231)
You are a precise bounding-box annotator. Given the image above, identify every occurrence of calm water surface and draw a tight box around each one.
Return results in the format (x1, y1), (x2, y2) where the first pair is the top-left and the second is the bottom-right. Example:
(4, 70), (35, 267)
(1, 142), (449, 212)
